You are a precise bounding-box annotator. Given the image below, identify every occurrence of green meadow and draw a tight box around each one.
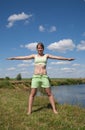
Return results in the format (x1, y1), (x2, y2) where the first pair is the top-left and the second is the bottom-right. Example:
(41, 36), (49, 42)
(0, 78), (85, 130)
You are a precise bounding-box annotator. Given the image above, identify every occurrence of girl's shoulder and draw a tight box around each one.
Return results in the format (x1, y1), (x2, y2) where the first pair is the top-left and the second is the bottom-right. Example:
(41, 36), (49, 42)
(29, 54), (37, 58)
(45, 54), (50, 58)
(33, 54), (38, 58)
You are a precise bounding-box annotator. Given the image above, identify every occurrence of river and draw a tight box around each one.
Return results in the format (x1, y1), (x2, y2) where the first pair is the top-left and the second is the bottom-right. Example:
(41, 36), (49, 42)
(51, 84), (85, 108)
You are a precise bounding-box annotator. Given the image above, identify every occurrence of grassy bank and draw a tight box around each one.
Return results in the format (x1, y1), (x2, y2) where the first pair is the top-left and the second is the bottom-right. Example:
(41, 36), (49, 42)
(50, 78), (85, 86)
(0, 78), (85, 89)
(0, 88), (85, 130)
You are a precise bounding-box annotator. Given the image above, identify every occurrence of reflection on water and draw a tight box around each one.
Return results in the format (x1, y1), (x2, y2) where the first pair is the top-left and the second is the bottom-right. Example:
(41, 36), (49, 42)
(51, 84), (85, 108)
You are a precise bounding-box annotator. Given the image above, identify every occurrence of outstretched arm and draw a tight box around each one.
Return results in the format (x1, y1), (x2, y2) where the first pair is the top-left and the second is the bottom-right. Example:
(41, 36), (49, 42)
(47, 54), (75, 61)
(7, 54), (35, 60)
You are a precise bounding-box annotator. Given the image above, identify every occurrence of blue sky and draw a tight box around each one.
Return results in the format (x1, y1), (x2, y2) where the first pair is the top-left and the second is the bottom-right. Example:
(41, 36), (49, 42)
(0, 0), (85, 78)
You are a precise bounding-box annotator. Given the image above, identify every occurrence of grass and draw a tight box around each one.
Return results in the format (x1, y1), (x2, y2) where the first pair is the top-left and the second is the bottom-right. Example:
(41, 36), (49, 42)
(0, 88), (85, 130)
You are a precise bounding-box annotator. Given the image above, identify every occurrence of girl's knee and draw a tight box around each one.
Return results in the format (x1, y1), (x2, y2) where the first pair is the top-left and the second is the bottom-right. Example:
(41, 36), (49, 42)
(30, 88), (37, 97)
(45, 90), (52, 96)
(45, 88), (52, 96)
(30, 93), (36, 97)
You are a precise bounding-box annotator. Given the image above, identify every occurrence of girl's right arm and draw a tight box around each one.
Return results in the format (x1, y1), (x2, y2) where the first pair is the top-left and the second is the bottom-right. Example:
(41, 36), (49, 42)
(7, 54), (35, 60)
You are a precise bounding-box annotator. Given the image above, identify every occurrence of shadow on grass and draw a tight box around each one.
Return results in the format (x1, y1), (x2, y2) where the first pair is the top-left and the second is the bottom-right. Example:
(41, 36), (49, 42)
(32, 103), (52, 113)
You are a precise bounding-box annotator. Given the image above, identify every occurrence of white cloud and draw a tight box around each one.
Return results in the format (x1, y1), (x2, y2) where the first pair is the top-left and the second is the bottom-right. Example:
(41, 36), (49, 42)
(20, 45), (24, 48)
(7, 67), (16, 71)
(82, 32), (85, 36)
(25, 42), (38, 51)
(6, 12), (32, 28)
(21, 71), (28, 74)
(47, 39), (75, 52)
(61, 67), (76, 72)
(39, 25), (45, 32)
(39, 25), (56, 32)
(51, 61), (70, 65)
(0, 68), (2, 71)
(49, 26), (56, 32)
(77, 40), (85, 51)
(72, 63), (81, 66)
(22, 60), (32, 63)
(17, 63), (29, 67)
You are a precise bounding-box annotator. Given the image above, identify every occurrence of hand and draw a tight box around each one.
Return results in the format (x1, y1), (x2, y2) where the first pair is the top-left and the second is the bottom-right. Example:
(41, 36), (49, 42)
(68, 58), (75, 61)
(6, 57), (15, 60)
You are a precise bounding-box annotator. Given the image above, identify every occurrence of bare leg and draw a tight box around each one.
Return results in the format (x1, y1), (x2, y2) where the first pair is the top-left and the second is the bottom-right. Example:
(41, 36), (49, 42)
(45, 88), (58, 114)
(27, 88), (37, 115)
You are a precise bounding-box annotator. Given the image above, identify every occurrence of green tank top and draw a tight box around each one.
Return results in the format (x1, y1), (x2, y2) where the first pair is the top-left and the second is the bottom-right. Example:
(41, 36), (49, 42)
(35, 55), (47, 65)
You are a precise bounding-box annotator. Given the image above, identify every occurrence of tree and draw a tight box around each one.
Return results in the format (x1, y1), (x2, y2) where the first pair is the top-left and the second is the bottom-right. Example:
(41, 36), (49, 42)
(5, 76), (10, 80)
(16, 73), (22, 80)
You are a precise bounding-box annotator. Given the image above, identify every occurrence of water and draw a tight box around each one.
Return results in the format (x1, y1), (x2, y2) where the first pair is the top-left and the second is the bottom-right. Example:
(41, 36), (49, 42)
(51, 84), (85, 108)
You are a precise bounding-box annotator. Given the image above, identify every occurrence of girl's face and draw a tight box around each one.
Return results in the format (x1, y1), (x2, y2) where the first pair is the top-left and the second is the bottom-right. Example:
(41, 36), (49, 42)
(37, 45), (44, 55)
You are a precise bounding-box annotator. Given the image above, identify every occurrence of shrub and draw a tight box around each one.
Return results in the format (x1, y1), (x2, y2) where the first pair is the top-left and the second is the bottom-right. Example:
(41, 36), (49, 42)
(16, 73), (22, 80)
(0, 80), (13, 89)
(5, 76), (10, 80)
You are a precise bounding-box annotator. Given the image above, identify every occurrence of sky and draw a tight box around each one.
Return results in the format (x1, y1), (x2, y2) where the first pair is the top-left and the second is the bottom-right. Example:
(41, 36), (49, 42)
(0, 0), (85, 78)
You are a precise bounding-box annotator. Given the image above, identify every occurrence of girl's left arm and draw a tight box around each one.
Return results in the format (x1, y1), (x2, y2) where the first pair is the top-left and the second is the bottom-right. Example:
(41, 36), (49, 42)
(46, 54), (75, 61)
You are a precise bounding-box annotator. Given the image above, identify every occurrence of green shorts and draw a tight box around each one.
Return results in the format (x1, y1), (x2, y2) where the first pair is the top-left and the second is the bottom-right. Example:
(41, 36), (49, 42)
(31, 75), (50, 88)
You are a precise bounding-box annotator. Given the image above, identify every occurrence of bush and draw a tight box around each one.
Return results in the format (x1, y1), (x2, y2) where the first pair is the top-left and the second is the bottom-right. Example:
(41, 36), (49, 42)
(0, 80), (13, 89)
(5, 76), (10, 80)
(16, 73), (22, 80)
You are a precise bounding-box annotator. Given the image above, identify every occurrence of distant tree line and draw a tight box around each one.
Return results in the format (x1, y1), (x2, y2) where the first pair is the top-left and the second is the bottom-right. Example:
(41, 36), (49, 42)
(0, 73), (22, 81)
(0, 73), (85, 89)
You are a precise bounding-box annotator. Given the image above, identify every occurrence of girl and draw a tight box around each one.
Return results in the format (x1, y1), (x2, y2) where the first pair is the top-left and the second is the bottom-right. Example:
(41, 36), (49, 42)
(7, 42), (74, 114)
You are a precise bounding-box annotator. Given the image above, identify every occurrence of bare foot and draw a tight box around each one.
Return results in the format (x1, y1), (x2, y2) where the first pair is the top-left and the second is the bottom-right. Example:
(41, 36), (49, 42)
(27, 112), (31, 115)
(53, 110), (58, 114)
